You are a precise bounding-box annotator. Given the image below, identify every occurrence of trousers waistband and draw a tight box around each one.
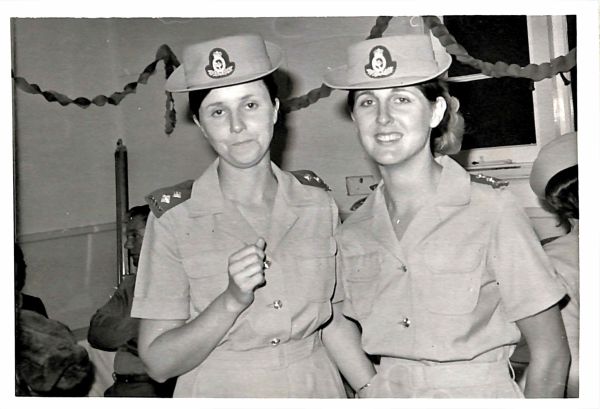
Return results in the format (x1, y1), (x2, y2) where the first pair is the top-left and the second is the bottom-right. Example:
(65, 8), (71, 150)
(205, 334), (320, 370)
(379, 358), (512, 389)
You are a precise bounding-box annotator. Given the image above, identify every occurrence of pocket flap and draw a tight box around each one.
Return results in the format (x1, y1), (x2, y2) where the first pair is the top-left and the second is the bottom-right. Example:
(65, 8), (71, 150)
(423, 242), (483, 274)
(290, 236), (337, 257)
(182, 252), (227, 278)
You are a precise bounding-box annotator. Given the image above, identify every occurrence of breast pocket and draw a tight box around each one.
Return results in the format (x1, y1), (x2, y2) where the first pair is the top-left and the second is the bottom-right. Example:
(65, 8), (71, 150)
(343, 251), (381, 318)
(292, 236), (337, 302)
(182, 251), (229, 311)
(420, 242), (484, 315)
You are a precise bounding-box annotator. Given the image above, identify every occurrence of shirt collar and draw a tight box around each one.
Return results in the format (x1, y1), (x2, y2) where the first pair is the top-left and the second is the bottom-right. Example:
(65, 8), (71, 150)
(344, 155), (471, 226)
(187, 159), (317, 218)
(433, 155), (472, 207)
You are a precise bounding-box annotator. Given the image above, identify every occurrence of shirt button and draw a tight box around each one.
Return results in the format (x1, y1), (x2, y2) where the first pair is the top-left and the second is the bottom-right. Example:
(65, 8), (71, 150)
(401, 317), (411, 328)
(273, 300), (283, 309)
(400, 265), (407, 272)
(270, 337), (281, 346)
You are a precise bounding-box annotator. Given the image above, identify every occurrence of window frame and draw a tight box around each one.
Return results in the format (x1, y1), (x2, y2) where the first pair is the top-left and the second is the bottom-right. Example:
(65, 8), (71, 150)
(446, 15), (575, 178)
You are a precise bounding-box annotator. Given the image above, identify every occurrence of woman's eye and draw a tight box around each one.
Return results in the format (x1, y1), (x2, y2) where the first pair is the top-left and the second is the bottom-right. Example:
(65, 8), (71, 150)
(246, 102), (258, 109)
(358, 99), (374, 107)
(211, 109), (224, 117)
(393, 96), (410, 104)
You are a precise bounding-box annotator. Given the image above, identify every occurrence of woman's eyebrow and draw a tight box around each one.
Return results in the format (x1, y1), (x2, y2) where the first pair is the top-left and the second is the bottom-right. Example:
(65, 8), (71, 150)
(202, 101), (223, 110)
(355, 90), (374, 98)
(203, 95), (256, 109)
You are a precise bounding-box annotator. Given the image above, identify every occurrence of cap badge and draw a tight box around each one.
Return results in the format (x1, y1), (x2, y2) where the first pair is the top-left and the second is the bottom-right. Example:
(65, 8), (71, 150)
(365, 46), (396, 78)
(205, 48), (235, 79)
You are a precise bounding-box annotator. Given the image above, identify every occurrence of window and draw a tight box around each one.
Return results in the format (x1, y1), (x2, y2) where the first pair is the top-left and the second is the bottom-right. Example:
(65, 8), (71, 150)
(443, 16), (575, 177)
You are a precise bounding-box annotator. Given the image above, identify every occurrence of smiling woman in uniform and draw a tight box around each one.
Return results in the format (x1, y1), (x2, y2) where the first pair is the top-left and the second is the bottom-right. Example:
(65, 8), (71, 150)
(322, 30), (570, 398)
(130, 34), (346, 398)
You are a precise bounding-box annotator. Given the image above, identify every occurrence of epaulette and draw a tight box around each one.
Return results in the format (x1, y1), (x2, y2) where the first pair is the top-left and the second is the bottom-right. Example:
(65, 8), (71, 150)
(145, 179), (194, 218)
(290, 170), (331, 191)
(470, 173), (510, 189)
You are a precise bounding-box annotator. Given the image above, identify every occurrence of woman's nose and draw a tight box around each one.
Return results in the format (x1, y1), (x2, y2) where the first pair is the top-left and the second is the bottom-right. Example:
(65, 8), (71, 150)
(376, 104), (392, 126)
(230, 112), (246, 133)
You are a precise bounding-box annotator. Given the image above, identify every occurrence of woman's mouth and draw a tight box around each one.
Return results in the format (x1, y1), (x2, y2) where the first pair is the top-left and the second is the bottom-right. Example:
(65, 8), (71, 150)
(232, 139), (254, 146)
(375, 132), (402, 143)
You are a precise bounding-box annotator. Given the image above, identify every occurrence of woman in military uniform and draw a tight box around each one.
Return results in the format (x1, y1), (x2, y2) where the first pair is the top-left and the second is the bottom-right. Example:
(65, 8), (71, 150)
(131, 34), (346, 398)
(322, 30), (570, 398)
(529, 131), (579, 397)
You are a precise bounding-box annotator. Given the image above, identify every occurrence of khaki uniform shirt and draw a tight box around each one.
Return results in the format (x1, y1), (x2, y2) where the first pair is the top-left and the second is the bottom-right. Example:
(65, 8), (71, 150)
(337, 156), (565, 364)
(132, 159), (340, 350)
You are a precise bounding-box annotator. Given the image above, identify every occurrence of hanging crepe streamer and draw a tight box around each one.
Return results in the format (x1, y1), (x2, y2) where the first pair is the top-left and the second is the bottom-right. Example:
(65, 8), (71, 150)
(12, 44), (180, 134)
(12, 16), (576, 134)
(422, 16), (577, 82)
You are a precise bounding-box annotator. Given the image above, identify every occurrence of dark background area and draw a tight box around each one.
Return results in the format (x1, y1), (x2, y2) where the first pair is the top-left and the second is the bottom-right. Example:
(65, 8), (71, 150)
(444, 16), (541, 150)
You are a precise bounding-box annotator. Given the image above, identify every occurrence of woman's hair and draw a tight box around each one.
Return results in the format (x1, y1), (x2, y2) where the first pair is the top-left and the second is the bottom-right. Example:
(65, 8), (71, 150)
(346, 78), (465, 155)
(127, 204), (150, 223)
(188, 74), (279, 118)
(544, 165), (578, 230)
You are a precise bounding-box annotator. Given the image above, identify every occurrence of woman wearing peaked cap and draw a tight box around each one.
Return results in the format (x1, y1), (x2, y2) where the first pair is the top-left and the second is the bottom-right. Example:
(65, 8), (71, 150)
(322, 28), (570, 398)
(530, 131), (579, 398)
(131, 34), (346, 398)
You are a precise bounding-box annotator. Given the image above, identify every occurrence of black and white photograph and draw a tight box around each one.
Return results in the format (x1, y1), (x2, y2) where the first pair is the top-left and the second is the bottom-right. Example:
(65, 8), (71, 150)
(3, 0), (599, 407)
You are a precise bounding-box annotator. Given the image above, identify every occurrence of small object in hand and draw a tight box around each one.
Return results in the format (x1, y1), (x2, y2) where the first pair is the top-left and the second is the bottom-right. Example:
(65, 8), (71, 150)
(263, 259), (272, 270)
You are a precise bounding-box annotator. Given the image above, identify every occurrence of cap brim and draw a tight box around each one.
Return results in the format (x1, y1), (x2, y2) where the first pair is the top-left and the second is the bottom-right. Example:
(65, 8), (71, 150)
(324, 53), (452, 90)
(166, 41), (283, 93)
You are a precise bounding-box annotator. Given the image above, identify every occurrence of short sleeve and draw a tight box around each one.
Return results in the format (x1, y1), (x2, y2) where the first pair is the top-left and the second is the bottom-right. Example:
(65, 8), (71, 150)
(332, 250), (345, 304)
(489, 192), (566, 322)
(131, 212), (190, 320)
(331, 197), (345, 304)
(336, 242), (360, 320)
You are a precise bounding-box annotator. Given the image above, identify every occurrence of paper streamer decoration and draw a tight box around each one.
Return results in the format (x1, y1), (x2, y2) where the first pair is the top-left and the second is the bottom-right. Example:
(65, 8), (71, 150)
(12, 16), (576, 134)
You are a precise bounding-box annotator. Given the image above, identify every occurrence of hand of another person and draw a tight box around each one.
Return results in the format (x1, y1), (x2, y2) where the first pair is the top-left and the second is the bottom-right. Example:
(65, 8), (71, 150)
(224, 238), (267, 310)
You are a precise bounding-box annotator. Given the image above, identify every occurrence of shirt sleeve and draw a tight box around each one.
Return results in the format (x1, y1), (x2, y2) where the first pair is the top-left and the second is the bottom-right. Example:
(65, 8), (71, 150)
(489, 191), (566, 322)
(330, 196), (345, 304)
(543, 235), (580, 308)
(131, 212), (191, 320)
(87, 275), (138, 350)
(336, 239), (360, 321)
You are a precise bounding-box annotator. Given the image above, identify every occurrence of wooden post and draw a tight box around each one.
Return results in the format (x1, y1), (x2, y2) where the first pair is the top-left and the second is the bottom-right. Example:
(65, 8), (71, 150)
(115, 139), (129, 285)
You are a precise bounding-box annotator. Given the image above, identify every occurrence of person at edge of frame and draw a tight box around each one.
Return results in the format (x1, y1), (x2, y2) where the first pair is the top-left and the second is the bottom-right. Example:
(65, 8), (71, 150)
(529, 131), (579, 398)
(88, 205), (176, 397)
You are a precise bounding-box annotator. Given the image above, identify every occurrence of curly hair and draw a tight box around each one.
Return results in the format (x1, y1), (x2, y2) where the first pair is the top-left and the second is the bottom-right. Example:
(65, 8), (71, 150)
(544, 165), (578, 231)
(346, 78), (465, 156)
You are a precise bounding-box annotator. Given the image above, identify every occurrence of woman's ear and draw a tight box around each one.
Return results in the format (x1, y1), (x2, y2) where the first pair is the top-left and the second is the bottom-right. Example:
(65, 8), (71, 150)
(430, 96), (447, 128)
(192, 115), (208, 139)
(272, 98), (280, 124)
